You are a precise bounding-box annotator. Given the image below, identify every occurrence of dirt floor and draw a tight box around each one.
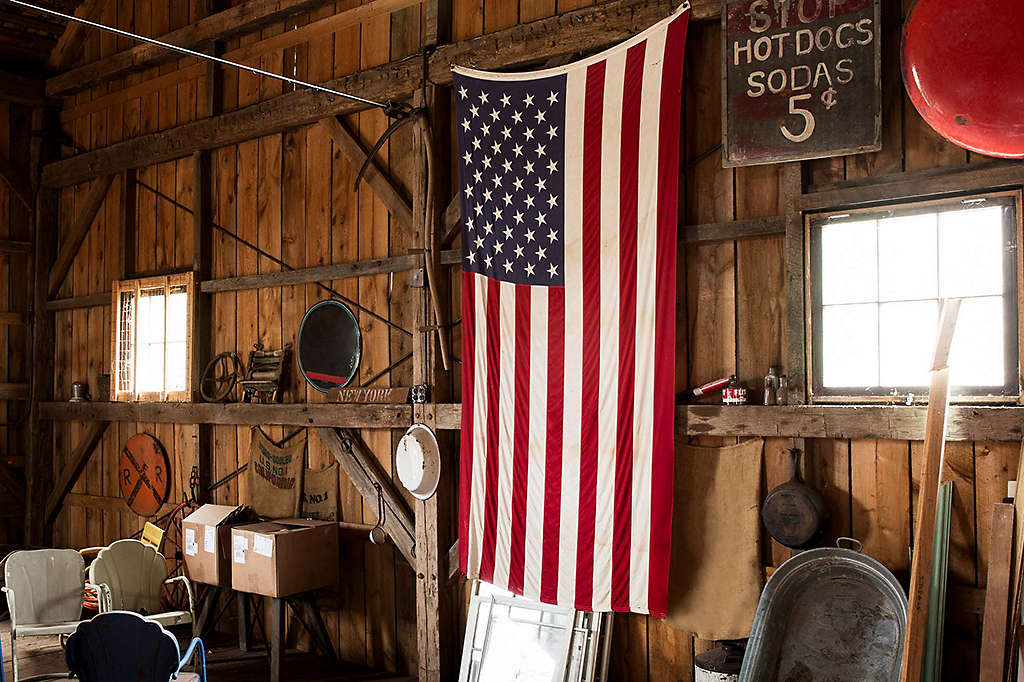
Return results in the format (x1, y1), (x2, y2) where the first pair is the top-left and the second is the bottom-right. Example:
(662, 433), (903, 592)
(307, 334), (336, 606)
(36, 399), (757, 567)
(0, 619), (415, 682)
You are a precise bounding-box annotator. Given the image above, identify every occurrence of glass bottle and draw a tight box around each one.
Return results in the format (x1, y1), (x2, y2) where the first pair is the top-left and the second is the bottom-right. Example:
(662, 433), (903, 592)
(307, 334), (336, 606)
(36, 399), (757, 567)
(763, 366), (779, 406)
(776, 373), (788, 406)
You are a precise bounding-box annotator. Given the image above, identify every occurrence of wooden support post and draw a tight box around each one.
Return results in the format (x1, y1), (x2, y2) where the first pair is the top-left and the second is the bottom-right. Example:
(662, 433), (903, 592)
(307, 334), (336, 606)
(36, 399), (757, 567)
(900, 299), (961, 682)
(193, 149), (213, 502)
(43, 420), (110, 528)
(117, 168), (136, 281)
(237, 591), (252, 651)
(411, 85), (453, 682)
(47, 173), (115, 298)
(782, 162), (805, 404)
(316, 427), (417, 566)
(979, 503), (1014, 682)
(270, 597), (284, 682)
(25, 108), (57, 545)
(318, 115), (415, 231)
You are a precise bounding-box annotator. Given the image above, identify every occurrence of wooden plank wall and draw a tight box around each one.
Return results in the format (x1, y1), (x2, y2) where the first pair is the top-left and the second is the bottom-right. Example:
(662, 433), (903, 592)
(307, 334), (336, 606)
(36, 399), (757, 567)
(0, 100), (30, 544)
(37, 0), (1019, 680)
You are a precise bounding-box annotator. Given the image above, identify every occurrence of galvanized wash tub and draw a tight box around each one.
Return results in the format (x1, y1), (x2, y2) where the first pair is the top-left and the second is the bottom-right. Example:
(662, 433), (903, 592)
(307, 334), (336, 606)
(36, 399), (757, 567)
(739, 541), (906, 682)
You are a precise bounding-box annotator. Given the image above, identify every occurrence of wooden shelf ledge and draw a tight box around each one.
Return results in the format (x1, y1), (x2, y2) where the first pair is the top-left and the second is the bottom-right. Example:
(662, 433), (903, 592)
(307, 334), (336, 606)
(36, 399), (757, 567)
(41, 401), (1024, 441)
(40, 401), (412, 428)
(436, 403), (1024, 442)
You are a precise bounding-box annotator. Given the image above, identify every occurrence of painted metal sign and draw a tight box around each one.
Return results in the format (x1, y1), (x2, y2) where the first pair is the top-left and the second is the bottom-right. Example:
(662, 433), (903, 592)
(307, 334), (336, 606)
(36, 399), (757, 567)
(722, 0), (881, 167)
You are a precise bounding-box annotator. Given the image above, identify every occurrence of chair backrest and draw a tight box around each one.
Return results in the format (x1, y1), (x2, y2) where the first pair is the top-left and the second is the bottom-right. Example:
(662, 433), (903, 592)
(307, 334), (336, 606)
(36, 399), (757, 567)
(4, 548), (84, 626)
(65, 610), (180, 682)
(89, 539), (167, 615)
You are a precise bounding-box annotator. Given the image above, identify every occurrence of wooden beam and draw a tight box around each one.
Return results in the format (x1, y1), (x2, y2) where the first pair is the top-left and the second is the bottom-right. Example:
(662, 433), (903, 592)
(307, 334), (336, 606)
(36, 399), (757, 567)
(46, 0), (340, 97)
(0, 383), (28, 399)
(43, 0), (713, 188)
(316, 427), (416, 567)
(43, 420), (110, 528)
(46, 174), (114, 298)
(319, 115), (415, 231)
(47, 0), (106, 71)
(782, 163), (806, 404)
(0, 239), (31, 253)
(0, 71), (44, 106)
(681, 215), (785, 244)
(900, 299), (960, 682)
(0, 154), (32, 211)
(801, 160), (1024, 211)
(980, 503), (1014, 682)
(44, 292), (108, 311)
(434, 402), (1024, 442)
(40, 400), (413, 428)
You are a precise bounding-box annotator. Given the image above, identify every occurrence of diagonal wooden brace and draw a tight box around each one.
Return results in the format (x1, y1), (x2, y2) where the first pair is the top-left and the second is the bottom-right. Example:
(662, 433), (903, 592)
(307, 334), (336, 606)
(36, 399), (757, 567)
(47, 174), (115, 298)
(316, 427), (416, 567)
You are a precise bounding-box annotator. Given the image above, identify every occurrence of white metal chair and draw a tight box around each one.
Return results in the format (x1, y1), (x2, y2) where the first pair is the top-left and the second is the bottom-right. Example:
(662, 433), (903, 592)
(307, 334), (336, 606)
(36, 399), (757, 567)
(2, 548), (99, 681)
(88, 539), (194, 631)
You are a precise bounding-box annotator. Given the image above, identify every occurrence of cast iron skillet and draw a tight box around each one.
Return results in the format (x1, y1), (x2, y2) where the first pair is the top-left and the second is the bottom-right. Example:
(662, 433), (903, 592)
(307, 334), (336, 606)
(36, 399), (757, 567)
(761, 448), (828, 549)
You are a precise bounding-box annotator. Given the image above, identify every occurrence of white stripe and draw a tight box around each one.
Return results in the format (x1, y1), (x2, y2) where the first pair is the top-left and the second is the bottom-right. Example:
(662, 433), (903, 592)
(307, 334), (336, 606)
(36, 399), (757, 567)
(492, 280), (517, 589)
(523, 290), (549, 602)
(557, 66), (587, 608)
(468, 274), (491, 579)
(592, 49), (626, 613)
(630, 29), (667, 615)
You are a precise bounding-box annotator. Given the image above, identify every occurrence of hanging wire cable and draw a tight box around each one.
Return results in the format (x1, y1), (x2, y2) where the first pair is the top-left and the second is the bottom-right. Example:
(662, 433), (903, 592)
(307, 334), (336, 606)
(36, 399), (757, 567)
(6, 0), (387, 111)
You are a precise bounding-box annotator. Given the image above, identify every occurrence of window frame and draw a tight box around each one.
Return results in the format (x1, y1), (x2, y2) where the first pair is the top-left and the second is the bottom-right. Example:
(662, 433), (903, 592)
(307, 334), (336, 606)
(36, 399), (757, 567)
(110, 272), (196, 402)
(804, 189), (1023, 405)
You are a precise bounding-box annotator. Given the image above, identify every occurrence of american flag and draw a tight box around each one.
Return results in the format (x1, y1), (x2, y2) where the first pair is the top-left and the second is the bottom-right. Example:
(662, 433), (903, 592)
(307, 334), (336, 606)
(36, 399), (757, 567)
(457, 4), (689, 617)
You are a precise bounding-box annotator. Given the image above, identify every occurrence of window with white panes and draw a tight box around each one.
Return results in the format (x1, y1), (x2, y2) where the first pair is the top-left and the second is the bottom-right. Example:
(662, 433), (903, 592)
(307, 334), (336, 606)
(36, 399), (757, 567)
(806, 192), (1021, 402)
(111, 273), (194, 401)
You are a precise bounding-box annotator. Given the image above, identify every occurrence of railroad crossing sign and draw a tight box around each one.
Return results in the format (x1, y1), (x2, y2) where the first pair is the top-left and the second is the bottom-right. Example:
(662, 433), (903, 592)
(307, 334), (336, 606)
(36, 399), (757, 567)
(120, 433), (171, 517)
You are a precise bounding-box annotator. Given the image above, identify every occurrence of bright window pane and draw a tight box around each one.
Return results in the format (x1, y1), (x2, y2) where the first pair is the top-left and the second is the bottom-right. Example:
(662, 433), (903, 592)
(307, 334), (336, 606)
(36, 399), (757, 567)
(950, 296), (1005, 387)
(878, 214), (937, 302)
(939, 206), (1004, 298)
(136, 289), (165, 393)
(879, 300), (938, 386)
(820, 220), (878, 305)
(822, 303), (878, 388)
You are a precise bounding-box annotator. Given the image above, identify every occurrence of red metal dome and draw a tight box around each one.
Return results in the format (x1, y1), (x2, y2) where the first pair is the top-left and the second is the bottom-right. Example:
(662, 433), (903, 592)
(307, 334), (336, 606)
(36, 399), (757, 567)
(902, 0), (1024, 158)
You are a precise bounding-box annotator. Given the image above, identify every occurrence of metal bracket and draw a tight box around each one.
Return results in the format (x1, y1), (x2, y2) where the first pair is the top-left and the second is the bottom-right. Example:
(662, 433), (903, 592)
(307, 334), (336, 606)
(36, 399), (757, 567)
(411, 384), (429, 404)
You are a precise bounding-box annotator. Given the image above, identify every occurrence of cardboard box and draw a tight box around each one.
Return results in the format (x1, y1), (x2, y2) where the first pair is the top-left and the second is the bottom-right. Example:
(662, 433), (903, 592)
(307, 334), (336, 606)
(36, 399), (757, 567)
(230, 519), (339, 597)
(181, 504), (251, 587)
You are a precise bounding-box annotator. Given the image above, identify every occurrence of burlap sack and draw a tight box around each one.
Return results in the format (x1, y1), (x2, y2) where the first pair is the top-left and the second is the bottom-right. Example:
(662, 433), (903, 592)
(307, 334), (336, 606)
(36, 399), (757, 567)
(666, 438), (764, 640)
(302, 462), (340, 522)
(246, 428), (305, 518)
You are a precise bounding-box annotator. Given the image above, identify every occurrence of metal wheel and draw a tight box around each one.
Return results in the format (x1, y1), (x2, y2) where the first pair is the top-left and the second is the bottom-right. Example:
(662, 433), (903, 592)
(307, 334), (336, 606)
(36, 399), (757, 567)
(200, 351), (243, 402)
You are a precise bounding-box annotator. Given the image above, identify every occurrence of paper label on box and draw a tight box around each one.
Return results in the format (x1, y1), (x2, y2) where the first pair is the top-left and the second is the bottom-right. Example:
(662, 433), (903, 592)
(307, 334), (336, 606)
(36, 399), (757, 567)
(184, 528), (198, 556)
(253, 534), (273, 558)
(204, 525), (216, 553)
(233, 535), (248, 564)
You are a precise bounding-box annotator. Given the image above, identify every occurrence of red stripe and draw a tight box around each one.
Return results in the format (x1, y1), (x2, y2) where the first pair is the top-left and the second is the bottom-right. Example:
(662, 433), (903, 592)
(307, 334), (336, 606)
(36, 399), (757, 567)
(479, 277), (501, 583)
(304, 370), (350, 384)
(507, 284), (532, 594)
(613, 40), (647, 613)
(540, 287), (564, 605)
(575, 61), (605, 612)
(648, 12), (688, 619)
(458, 272), (476, 574)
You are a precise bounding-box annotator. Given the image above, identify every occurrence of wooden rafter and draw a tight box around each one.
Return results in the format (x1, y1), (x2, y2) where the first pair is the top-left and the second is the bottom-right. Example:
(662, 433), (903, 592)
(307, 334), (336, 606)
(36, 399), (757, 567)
(46, 173), (114, 298)
(43, 0), (718, 188)
(0, 153), (32, 211)
(43, 420), (110, 527)
(46, 0), (106, 71)
(318, 115), (415, 231)
(316, 427), (416, 567)
(46, 0), (341, 97)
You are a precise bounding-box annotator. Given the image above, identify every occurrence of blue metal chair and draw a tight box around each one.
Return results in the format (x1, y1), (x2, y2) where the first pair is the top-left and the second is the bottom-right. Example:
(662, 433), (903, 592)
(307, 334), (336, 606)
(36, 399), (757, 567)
(63, 611), (206, 682)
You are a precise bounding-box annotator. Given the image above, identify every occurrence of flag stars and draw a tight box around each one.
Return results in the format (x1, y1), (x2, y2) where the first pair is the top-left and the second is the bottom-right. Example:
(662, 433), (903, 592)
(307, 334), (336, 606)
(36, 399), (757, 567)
(513, 210), (524, 224)
(547, 228), (559, 242)
(547, 90), (558, 105)
(501, 126), (512, 139)
(474, 204), (483, 216)
(512, 143), (523, 158)
(535, 143), (546, 157)
(513, 244), (524, 259)
(537, 211), (547, 226)
(472, 137), (481, 150)
(490, 109), (500, 122)
(461, 118), (471, 132)
(524, 229), (536, 242)
(463, 184), (473, 197)
(512, 110), (523, 124)
(512, 177), (524, 192)
(546, 159), (558, 174)
(493, 206), (503, 221)
(504, 260), (514, 273)
(524, 194), (536, 208)
(490, 140), (502, 154)
(503, 225), (514, 240)
(523, 93), (534, 107)
(502, 159), (513, 173)
(546, 194), (558, 208)
(481, 156), (492, 169)
(535, 177), (547, 192)
(473, 169), (483, 184)
(484, 254), (493, 268)
(524, 161), (535, 175)
(458, 86), (468, 99)
(500, 93), (511, 107)
(525, 262), (536, 276)
(470, 104), (479, 118)
(481, 123), (491, 136)
(493, 241), (503, 254)
(483, 222), (493, 234)
(492, 175), (503, 188)
(536, 246), (547, 260)
(502, 193), (513, 206)
(467, 251), (476, 264)
(548, 263), (559, 277)
(479, 91), (489, 104)
(534, 109), (546, 124)
(482, 188), (493, 202)
(474, 235), (485, 249)
(524, 127), (535, 141)
(546, 125), (558, 140)
(462, 151), (473, 164)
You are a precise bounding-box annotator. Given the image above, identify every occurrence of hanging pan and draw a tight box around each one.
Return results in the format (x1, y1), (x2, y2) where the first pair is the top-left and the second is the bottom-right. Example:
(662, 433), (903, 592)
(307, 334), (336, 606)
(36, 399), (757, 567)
(761, 448), (828, 549)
